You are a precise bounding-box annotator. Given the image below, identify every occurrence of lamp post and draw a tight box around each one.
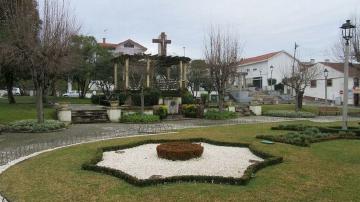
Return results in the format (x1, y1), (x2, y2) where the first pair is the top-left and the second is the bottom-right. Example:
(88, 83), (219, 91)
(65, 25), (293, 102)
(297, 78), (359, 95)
(340, 20), (356, 130)
(270, 65), (274, 91)
(324, 68), (329, 105)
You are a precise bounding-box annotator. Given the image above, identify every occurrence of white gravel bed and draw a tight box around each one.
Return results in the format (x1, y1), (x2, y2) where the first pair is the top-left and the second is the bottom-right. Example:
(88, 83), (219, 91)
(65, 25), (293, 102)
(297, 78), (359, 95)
(97, 143), (264, 180)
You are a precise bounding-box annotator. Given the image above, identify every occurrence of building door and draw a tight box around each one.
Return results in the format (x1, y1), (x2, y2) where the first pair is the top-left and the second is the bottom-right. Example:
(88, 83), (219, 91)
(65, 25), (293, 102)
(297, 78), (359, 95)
(253, 77), (262, 89)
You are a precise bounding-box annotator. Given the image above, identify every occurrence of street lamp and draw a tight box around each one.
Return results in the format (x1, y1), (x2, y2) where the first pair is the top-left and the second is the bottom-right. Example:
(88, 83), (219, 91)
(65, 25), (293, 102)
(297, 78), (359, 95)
(270, 65), (274, 91)
(324, 68), (329, 105)
(340, 19), (356, 130)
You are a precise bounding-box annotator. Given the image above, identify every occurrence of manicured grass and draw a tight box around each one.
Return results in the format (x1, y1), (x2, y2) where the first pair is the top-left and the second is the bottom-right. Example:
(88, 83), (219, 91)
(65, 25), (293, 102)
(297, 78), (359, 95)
(0, 96), (91, 124)
(262, 104), (360, 115)
(0, 122), (360, 201)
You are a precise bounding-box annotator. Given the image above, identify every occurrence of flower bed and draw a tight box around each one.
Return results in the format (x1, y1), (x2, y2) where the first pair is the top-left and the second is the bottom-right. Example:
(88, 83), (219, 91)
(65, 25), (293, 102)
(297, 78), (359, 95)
(120, 114), (160, 123)
(263, 110), (316, 118)
(156, 142), (204, 161)
(5, 119), (66, 133)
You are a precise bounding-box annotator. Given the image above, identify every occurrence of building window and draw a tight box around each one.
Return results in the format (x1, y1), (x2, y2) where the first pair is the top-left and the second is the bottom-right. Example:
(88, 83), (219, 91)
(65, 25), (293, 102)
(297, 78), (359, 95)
(327, 79), (332, 87)
(310, 80), (317, 88)
(124, 42), (134, 48)
(246, 69), (250, 72)
(253, 68), (257, 71)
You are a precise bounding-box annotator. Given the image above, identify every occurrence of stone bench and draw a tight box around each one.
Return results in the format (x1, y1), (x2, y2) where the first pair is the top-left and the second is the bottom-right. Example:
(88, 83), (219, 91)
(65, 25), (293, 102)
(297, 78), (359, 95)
(318, 107), (340, 116)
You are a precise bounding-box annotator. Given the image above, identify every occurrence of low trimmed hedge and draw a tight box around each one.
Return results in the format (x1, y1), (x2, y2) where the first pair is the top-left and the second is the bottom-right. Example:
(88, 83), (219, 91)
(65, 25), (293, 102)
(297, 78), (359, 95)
(120, 114), (160, 123)
(258, 125), (360, 146)
(272, 124), (360, 136)
(5, 119), (66, 133)
(263, 110), (316, 118)
(204, 110), (237, 120)
(82, 138), (283, 186)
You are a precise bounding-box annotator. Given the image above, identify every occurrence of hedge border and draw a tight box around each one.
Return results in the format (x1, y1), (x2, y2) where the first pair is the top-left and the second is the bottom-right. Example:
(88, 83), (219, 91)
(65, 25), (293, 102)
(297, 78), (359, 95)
(82, 138), (283, 187)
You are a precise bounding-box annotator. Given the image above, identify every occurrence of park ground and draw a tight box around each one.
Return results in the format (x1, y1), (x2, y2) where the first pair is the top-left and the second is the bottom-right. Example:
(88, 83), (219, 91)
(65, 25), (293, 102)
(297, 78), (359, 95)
(0, 121), (360, 201)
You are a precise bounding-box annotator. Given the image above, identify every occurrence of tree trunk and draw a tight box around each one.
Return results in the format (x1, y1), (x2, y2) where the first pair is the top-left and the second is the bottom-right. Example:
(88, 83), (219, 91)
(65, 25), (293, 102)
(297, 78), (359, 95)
(295, 90), (304, 111)
(218, 89), (224, 112)
(5, 73), (16, 104)
(140, 87), (144, 115)
(36, 85), (44, 123)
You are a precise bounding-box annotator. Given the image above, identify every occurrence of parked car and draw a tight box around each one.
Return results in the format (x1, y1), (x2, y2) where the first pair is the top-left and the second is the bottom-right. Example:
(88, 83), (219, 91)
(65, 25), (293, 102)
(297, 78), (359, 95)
(62, 91), (80, 98)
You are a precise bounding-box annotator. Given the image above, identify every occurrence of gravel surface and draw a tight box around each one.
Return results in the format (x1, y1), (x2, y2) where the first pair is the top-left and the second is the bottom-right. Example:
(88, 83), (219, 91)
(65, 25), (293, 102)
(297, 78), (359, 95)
(97, 143), (264, 179)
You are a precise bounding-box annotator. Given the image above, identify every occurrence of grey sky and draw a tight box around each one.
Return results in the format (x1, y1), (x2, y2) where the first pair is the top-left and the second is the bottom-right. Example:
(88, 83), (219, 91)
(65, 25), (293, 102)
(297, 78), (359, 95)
(67, 0), (359, 61)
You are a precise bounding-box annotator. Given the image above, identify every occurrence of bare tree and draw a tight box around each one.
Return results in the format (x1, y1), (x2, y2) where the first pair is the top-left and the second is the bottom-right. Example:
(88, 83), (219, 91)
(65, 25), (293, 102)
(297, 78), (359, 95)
(281, 63), (322, 111)
(31, 0), (79, 123)
(204, 26), (243, 111)
(129, 60), (147, 114)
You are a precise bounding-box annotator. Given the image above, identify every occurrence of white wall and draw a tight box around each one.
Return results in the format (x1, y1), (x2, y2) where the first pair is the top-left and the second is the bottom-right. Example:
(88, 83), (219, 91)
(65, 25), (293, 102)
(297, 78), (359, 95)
(238, 51), (296, 90)
(115, 43), (145, 55)
(304, 63), (354, 104)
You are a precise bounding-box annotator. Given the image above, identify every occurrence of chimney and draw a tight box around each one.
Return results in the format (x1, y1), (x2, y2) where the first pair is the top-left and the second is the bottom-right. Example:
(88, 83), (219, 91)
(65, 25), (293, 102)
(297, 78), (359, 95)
(310, 59), (316, 64)
(102, 38), (106, 44)
(324, 59), (330, 62)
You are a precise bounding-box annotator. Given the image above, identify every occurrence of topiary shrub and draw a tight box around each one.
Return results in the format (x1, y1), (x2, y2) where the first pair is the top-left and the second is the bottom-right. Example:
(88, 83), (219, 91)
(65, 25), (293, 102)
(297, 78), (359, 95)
(131, 88), (161, 106)
(204, 110), (237, 120)
(121, 113), (160, 123)
(91, 95), (109, 106)
(156, 142), (204, 161)
(263, 110), (316, 118)
(154, 105), (168, 120)
(181, 89), (195, 104)
(118, 92), (128, 105)
(5, 120), (66, 133)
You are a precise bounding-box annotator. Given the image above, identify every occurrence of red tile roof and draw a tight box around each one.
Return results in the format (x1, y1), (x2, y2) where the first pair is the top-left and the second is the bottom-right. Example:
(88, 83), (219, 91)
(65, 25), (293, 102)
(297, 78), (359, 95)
(99, 42), (117, 50)
(321, 62), (360, 77)
(240, 51), (281, 65)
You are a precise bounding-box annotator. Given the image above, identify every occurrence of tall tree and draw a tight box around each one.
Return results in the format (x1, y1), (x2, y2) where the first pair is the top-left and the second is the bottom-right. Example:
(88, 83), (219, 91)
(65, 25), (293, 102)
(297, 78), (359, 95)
(93, 46), (114, 99)
(70, 35), (98, 98)
(0, 0), (38, 104)
(204, 26), (242, 111)
(31, 0), (78, 123)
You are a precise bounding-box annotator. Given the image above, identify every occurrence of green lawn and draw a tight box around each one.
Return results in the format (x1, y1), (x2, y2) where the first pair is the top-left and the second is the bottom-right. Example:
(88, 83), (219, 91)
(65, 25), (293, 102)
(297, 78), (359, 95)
(262, 104), (360, 115)
(0, 96), (91, 124)
(0, 122), (359, 201)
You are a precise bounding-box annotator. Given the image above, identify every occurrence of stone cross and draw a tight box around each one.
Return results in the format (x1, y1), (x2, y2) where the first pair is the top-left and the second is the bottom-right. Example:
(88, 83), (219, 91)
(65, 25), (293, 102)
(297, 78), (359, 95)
(152, 32), (171, 56)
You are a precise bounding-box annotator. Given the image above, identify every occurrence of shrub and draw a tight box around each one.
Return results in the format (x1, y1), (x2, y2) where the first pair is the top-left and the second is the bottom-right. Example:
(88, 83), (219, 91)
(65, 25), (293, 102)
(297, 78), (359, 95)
(131, 88), (161, 106)
(91, 95), (109, 106)
(121, 113), (160, 123)
(154, 105), (168, 120)
(272, 124), (309, 131)
(156, 142), (204, 161)
(182, 104), (198, 118)
(263, 110), (316, 118)
(205, 110), (237, 120)
(5, 120), (66, 133)
(118, 92), (128, 105)
(181, 89), (195, 104)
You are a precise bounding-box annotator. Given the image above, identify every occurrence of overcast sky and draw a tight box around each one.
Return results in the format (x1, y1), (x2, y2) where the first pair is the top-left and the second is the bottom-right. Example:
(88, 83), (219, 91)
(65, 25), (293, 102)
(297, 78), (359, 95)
(63, 0), (359, 61)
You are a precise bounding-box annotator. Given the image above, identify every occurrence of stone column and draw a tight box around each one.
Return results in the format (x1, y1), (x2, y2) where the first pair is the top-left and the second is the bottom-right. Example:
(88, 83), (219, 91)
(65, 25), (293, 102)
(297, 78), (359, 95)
(114, 63), (118, 90)
(146, 59), (151, 88)
(179, 61), (183, 88)
(167, 67), (171, 80)
(125, 58), (129, 89)
(183, 62), (188, 88)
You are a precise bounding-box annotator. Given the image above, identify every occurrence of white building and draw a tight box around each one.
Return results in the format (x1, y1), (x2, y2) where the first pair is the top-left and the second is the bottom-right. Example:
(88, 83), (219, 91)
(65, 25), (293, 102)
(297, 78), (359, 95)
(305, 62), (360, 105)
(237, 51), (297, 93)
(99, 38), (147, 55)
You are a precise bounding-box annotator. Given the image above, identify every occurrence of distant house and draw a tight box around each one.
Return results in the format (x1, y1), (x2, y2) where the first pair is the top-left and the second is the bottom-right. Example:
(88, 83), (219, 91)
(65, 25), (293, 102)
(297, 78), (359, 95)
(305, 62), (360, 105)
(98, 38), (147, 55)
(237, 51), (297, 94)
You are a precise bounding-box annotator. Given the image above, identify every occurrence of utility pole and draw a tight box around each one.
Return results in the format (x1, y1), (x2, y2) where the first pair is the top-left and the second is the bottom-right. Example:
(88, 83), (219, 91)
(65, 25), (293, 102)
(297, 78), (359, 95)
(183, 46), (186, 57)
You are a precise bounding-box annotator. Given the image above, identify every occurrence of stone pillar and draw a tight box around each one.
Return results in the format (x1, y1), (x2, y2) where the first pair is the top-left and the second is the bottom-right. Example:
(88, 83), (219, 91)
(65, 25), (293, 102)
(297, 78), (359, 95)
(183, 62), (188, 88)
(179, 61), (183, 88)
(114, 63), (118, 90)
(167, 67), (171, 80)
(125, 58), (129, 89)
(146, 59), (151, 88)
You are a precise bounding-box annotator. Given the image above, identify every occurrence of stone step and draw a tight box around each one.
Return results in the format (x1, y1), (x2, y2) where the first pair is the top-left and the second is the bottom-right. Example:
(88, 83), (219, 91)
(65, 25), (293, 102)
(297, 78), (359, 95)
(71, 110), (109, 124)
